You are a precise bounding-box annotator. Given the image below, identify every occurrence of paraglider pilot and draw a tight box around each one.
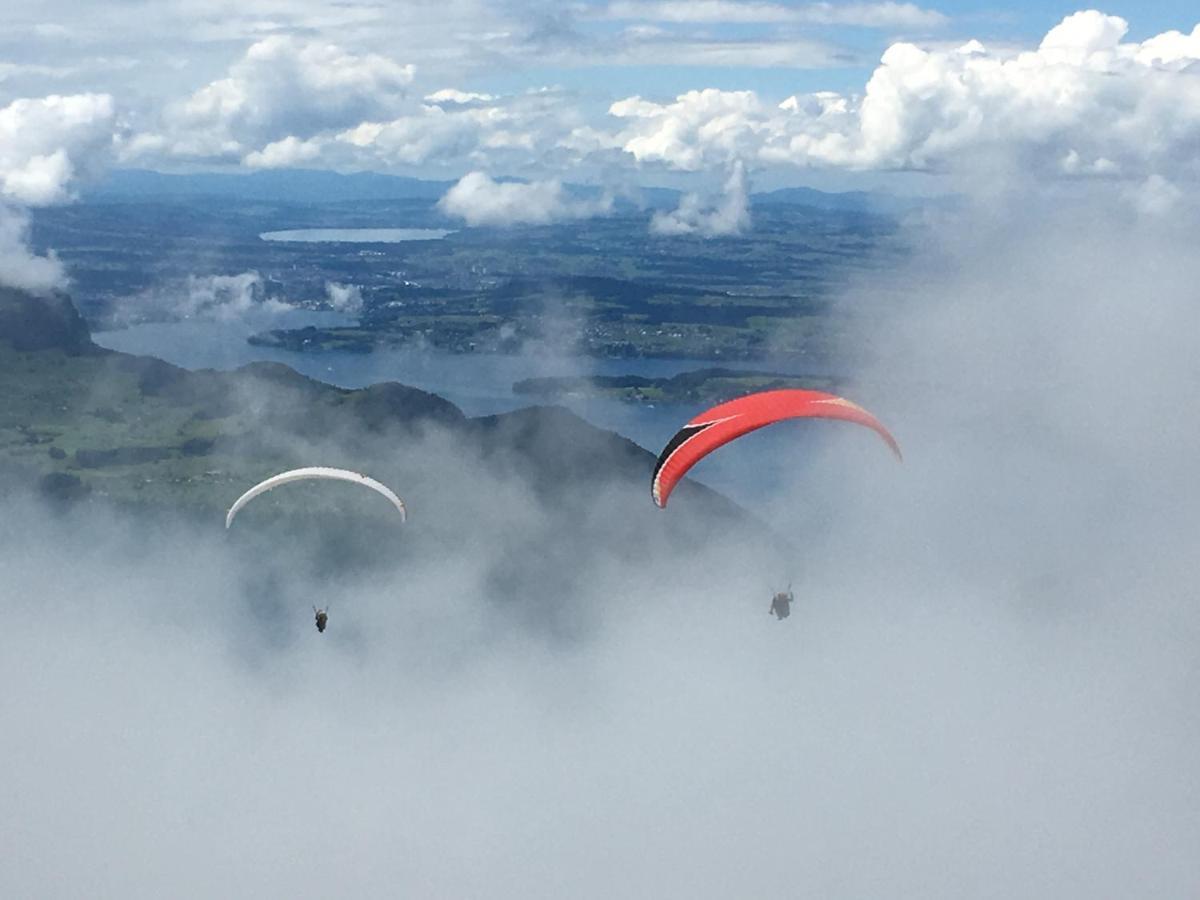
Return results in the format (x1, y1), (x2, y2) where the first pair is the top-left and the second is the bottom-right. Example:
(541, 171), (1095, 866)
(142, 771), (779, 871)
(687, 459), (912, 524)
(313, 607), (328, 633)
(769, 587), (793, 620)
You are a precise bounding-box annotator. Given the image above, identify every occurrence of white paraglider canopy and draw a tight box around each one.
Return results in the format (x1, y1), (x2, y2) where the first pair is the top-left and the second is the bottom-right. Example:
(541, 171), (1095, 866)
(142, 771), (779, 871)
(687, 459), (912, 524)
(225, 467), (407, 529)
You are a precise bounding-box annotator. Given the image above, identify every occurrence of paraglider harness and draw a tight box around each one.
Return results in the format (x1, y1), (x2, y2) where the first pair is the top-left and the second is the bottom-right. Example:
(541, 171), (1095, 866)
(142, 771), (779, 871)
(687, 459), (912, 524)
(313, 606), (329, 633)
(769, 585), (793, 620)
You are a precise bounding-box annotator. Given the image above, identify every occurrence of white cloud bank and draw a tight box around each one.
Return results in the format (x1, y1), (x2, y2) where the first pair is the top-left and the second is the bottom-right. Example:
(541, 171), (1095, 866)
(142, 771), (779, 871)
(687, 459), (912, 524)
(126, 36), (415, 163)
(0, 93), (115, 205)
(438, 172), (612, 226)
(606, 11), (1200, 193)
(0, 92), (115, 292)
(6, 183), (1200, 895)
(113, 10), (1200, 205)
(132, 39), (585, 176)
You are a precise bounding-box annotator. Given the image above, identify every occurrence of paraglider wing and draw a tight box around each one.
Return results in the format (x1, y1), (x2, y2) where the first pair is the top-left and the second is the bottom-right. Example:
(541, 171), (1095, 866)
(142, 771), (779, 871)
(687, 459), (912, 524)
(651, 389), (901, 508)
(225, 467), (407, 528)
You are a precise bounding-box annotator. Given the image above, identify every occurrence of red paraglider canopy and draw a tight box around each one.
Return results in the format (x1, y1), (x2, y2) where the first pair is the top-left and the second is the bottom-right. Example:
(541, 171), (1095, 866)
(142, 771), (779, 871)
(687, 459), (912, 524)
(651, 389), (901, 508)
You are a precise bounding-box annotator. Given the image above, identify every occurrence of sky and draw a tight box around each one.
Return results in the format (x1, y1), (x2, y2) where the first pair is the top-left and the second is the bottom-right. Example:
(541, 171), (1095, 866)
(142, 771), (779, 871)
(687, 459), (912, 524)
(2, 2), (1200, 199)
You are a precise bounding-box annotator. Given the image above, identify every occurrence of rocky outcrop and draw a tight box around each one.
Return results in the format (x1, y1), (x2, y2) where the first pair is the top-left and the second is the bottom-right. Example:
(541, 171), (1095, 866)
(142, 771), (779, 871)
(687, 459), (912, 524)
(0, 287), (95, 354)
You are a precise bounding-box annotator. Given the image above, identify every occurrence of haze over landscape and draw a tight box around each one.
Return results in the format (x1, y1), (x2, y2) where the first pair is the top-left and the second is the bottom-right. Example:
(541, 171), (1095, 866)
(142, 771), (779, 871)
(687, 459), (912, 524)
(2, 3), (1199, 898)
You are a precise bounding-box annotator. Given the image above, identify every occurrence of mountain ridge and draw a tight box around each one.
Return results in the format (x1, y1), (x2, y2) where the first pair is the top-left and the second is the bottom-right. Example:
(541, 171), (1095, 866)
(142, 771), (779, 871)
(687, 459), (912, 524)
(0, 286), (742, 530)
(84, 167), (914, 214)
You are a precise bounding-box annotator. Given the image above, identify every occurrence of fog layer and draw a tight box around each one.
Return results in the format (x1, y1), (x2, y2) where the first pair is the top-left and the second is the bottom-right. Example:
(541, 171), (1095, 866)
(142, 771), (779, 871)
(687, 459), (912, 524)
(3, 191), (1199, 898)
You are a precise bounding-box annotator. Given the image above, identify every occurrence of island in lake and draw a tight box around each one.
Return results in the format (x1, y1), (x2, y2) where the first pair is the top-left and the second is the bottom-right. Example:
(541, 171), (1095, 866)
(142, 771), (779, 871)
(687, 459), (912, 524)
(512, 368), (844, 405)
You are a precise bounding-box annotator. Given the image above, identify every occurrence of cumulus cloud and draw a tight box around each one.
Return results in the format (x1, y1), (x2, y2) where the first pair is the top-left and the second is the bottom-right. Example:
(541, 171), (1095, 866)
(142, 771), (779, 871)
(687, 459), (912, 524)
(798, 11), (1200, 176)
(86, 9), (1200, 193)
(0, 93), (115, 205)
(0, 0), (537, 113)
(605, 11), (1200, 190)
(608, 89), (773, 172)
(234, 87), (590, 174)
(334, 106), (495, 167)
(0, 92), (115, 292)
(424, 88), (496, 105)
(364, 87), (588, 168)
(129, 36), (415, 163)
(437, 171), (612, 226)
(1135, 22), (1200, 67)
(651, 160), (750, 236)
(242, 135), (324, 169)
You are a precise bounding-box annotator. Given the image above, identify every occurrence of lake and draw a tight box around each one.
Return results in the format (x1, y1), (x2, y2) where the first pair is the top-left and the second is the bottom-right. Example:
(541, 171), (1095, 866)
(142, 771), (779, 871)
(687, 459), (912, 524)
(94, 313), (841, 507)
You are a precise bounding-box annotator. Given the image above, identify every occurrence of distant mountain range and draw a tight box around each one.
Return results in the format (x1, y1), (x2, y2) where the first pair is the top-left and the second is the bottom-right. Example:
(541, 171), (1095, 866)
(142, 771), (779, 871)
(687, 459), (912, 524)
(84, 169), (924, 215)
(752, 186), (927, 215)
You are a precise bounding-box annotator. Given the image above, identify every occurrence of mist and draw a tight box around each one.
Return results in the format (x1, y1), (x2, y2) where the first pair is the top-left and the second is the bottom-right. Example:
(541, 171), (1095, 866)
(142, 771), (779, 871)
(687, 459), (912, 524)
(0, 204), (66, 293)
(107, 272), (292, 325)
(650, 161), (750, 237)
(4, 185), (1200, 899)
